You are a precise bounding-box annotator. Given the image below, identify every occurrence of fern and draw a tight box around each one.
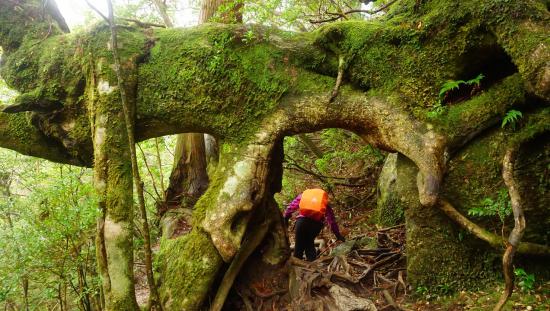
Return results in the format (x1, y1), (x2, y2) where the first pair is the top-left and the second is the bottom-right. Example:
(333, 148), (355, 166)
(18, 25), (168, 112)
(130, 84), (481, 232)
(438, 80), (465, 98)
(501, 109), (523, 129)
(467, 189), (512, 224)
(465, 73), (485, 86)
(438, 73), (484, 99)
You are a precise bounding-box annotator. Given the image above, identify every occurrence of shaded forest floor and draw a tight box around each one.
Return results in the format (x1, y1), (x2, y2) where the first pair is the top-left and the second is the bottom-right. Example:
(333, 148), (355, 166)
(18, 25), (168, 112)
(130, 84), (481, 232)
(225, 203), (550, 311)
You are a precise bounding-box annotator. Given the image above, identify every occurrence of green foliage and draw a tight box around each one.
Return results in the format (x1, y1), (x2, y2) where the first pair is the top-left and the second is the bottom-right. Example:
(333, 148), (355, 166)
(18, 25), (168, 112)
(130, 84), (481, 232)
(0, 148), (100, 309)
(514, 268), (536, 292)
(501, 109), (523, 129)
(438, 80), (466, 98)
(467, 188), (512, 224)
(416, 285), (429, 296)
(438, 73), (484, 100)
(241, 29), (257, 44)
(427, 101), (447, 118)
(242, 0), (365, 31)
(277, 128), (385, 214)
(429, 73), (485, 118)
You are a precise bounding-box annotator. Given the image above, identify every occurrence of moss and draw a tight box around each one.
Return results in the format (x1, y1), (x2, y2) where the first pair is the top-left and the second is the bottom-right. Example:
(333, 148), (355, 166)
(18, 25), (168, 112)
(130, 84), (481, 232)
(387, 152), (500, 293)
(157, 229), (222, 310)
(435, 74), (525, 138)
(443, 129), (509, 233)
(1, 0), (549, 307)
(376, 196), (405, 227)
(136, 24), (335, 144)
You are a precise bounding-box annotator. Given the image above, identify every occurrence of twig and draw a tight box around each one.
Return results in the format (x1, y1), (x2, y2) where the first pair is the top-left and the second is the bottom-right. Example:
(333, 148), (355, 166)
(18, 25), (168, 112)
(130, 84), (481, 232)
(154, 138), (166, 196)
(120, 17), (166, 28)
(329, 55), (345, 103)
(359, 253), (401, 281)
(84, 0), (108, 23)
(137, 143), (162, 200)
(378, 224), (405, 232)
(397, 270), (407, 295)
(310, 0), (400, 23)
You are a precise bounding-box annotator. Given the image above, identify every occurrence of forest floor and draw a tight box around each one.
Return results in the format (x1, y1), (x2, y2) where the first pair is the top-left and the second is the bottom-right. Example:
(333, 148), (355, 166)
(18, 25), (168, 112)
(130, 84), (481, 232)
(225, 202), (550, 311)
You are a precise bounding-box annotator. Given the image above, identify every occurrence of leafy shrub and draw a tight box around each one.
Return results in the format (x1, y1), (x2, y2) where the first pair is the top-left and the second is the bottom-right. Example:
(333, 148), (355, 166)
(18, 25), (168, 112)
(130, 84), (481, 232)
(514, 268), (535, 292)
(467, 188), (512, 224)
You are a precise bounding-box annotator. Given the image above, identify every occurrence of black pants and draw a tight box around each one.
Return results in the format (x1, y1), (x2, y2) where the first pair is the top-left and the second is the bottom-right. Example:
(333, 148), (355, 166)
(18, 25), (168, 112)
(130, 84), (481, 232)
(294, 217), (323, 261)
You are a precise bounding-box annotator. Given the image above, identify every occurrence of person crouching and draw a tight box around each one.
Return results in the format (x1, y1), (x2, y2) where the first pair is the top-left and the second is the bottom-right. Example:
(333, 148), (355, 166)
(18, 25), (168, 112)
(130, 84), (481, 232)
(283, 188), (345, 261)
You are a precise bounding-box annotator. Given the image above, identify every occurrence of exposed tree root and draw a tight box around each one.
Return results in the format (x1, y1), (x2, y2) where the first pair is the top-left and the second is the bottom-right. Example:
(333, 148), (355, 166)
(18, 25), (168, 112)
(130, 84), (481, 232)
(284, 225), (406, 310)
(494, 121), (549, 310)
(210, 215), (273, 311)
(437, 199), (550, 256)
(493, 148), (523, 310)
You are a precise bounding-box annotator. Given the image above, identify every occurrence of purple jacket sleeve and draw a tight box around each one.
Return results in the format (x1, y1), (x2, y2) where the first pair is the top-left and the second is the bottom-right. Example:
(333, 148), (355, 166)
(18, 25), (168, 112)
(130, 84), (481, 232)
(283, 194), (301, 218)
(325, 205), (342, 237)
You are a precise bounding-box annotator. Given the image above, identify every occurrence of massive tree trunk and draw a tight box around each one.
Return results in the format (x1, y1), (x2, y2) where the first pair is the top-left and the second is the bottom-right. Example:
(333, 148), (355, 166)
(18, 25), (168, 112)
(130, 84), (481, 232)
(1, 0), (549, 309)
(158, 0), (229, 229)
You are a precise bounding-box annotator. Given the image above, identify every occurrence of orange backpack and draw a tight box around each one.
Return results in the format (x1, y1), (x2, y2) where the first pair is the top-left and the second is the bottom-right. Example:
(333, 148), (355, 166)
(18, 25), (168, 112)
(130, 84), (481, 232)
(299, 189), (329, 222)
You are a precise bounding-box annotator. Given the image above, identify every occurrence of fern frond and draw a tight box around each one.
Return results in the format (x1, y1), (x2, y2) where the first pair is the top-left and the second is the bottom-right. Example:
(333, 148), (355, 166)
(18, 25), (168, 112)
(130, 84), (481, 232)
(501, 109), (523, 128)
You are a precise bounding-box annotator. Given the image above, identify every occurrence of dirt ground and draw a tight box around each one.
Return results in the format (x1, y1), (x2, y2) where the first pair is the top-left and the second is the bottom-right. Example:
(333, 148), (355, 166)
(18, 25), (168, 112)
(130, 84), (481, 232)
(224, 202), (550, 311)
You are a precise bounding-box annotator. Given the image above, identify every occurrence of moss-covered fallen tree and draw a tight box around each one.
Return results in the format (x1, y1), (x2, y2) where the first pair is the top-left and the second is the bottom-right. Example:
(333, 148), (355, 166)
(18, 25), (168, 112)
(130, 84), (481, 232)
(0, 0), (549, 309)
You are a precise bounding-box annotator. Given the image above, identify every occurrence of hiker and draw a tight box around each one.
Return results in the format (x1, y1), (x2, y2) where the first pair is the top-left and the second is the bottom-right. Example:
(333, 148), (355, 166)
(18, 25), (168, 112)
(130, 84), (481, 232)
(283, 188), (345, 261)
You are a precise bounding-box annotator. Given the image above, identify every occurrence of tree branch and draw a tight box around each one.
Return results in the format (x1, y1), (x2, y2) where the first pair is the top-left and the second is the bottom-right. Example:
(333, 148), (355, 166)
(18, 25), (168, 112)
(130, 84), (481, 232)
(310, 0), (400, 23)
(493, 147), (524, 311)
(437, 199), (550, 256)
(494, 119), (549, 310)
(84, 0), (109, 23)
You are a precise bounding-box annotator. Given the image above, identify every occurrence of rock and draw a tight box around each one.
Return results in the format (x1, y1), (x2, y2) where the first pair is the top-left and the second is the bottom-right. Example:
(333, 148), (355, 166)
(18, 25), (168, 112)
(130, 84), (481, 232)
(376, 153), (404, 227)
(356, 236), (377, 249)
(330, 239), (356, 256)
(329, 285), (377, 311)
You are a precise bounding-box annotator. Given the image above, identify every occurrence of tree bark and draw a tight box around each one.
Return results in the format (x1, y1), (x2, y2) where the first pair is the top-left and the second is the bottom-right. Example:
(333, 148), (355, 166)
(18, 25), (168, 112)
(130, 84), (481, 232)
(89, 45), (139, 310)
(151, 0), (174, 28)
(199, 0), (242, 23)
(105, 1), (162, 309)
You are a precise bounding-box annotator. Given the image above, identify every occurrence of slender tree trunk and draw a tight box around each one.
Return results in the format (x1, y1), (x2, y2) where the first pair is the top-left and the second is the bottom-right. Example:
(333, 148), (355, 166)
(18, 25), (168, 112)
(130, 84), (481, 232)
(89, 24), (139, 309)
(58, 283), (64, 311)
(105, 2), (162, 309)
(151, 0), (173, 28)
(77, 265), (92, 311)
